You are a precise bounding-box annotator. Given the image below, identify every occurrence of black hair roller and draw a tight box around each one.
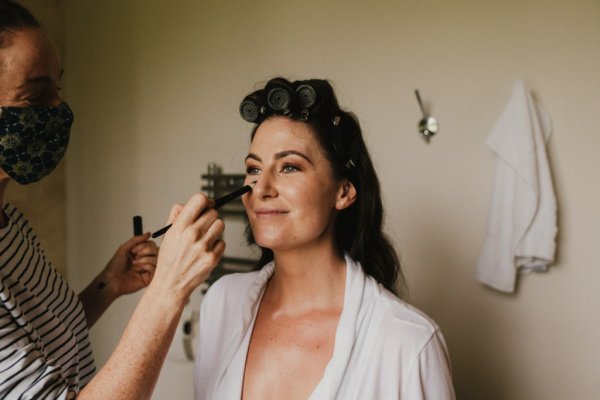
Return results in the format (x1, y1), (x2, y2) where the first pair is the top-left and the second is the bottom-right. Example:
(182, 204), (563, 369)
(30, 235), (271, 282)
(296, 83), (317, 108)
(265, 78), (296, 114)
(296, 83), (316, 120)
(296, 79), (332, 119)
(240, 90), (266, 123)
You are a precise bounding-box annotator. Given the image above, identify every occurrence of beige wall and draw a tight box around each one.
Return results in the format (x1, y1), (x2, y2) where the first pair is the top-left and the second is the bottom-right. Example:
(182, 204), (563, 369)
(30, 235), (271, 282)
(5, 0), (67, 275)
(63, 1), (600, 399)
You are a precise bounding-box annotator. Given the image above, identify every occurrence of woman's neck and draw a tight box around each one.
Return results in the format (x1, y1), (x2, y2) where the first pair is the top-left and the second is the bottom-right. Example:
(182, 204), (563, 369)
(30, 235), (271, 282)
(265, 246), (347, 314)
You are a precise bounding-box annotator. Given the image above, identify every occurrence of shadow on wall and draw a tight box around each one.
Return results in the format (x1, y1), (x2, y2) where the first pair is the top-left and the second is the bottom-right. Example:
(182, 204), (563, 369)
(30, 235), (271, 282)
(402, 124), (563, 399)
(408, 217), (514, 400)
(64, 1), (143, 367)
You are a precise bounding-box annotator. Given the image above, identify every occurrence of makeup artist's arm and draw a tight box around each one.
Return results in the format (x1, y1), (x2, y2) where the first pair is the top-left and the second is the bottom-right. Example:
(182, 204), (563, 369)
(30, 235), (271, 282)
(77, 193), (224, 400)
(78, 233), (159, 328)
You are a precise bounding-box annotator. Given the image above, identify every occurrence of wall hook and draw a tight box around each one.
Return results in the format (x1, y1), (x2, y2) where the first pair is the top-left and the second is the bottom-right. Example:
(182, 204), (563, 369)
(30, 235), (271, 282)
(414, 89), (438, 143)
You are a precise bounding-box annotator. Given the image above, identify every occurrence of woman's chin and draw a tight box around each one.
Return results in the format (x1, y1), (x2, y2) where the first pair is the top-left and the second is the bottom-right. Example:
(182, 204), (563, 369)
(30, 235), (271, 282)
(253, 232), (291, 252)
(254, 238), (281, 251)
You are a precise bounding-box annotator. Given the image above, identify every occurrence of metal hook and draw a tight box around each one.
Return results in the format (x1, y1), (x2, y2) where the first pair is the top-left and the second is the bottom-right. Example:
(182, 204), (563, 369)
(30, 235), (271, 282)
(414, 89), (438, 143)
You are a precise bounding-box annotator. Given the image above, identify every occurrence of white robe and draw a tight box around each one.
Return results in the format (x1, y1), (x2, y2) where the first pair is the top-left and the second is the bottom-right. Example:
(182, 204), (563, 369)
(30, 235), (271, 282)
(194, 255), (455, 399)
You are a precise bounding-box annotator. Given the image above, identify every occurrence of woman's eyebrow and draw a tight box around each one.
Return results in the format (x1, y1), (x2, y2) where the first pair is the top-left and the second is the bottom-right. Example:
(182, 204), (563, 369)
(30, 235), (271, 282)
(245, 150), (313, 164)
(17, 69), (64, 89)
(274, 150), (313, 164)
(245, 153), (261, 162)
(17, 76), (54, 89)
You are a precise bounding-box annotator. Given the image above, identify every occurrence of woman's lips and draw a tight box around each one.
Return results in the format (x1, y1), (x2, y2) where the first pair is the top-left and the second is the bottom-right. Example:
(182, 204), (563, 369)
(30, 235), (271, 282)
(255, 208), (288, 217)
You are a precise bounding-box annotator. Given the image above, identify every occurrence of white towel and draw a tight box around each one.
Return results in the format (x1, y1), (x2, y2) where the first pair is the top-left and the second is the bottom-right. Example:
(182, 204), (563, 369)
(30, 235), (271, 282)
(477, 80), (558, 293)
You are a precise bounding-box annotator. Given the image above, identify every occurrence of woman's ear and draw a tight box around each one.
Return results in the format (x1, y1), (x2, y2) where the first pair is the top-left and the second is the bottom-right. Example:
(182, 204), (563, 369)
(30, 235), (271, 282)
(335, 180), (357, 210)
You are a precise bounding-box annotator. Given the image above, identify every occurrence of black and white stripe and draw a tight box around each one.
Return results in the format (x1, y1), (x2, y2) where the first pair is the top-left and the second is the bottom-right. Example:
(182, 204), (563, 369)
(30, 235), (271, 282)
(0, 204), (95, 399)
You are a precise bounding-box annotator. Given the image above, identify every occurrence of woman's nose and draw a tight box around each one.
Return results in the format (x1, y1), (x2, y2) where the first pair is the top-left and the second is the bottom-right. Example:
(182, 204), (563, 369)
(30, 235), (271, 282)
(251, 171), (277, 199)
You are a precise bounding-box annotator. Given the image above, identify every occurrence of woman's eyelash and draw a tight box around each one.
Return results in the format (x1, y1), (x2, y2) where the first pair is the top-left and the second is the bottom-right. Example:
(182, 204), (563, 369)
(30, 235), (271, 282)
(245, 163), (301, 174)
(246, 166), (260, 175)
(281, 164), (300, 173)
(25, 95), (43, 104)
(24, 87), (60, 105)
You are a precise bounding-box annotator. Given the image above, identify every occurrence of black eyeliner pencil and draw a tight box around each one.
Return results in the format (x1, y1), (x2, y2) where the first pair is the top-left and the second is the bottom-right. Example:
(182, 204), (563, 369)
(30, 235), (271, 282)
(151, 181), (256, 239)
(133, 215), (143, 236)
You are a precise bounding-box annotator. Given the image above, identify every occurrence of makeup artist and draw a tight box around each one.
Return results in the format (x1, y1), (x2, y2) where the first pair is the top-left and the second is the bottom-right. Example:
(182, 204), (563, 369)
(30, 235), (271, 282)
(194, 77), (456, 399)
(0, 1), (224, 399)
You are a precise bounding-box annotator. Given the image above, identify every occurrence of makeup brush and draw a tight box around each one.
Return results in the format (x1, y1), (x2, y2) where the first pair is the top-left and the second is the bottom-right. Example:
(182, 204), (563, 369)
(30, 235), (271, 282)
(151, 181), (256, 239)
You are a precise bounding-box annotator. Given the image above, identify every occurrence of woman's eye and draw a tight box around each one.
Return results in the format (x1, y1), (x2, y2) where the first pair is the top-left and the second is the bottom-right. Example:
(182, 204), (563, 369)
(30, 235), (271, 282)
(24, 95), (43, 106)
(246, 166), (260, 175)
(23, 84), (61, 107)
(281, 164), (300, 173)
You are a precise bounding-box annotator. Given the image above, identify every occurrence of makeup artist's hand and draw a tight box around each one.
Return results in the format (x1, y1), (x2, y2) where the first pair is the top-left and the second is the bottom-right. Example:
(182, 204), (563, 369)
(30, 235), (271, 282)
(100, 233), (159, 298)
(80, 234), (159, 328)
(151, 193), (225, 301)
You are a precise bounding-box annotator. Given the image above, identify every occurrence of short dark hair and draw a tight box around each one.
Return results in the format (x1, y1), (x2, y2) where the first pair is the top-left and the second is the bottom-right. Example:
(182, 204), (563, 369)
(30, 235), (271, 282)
(0, 0), (41, 48)
(241, 77), (407, 297)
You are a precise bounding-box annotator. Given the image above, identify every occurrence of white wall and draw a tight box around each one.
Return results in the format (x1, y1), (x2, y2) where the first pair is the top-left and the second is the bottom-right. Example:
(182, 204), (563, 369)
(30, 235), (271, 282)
(63, 1), (600, 399)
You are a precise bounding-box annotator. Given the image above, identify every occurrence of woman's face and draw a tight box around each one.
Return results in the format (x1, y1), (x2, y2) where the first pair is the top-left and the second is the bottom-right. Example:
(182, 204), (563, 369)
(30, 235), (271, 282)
(242, 116), (351, 253)
(0, 28), (62, 108)
(0, 28), (63, 181)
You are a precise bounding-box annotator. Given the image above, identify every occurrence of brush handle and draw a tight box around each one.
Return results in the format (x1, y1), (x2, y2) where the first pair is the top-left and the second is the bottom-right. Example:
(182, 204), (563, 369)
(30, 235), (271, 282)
(151, 223), (171, 239)
(151, 183), (254, 239)
(213, 184), (253, 208)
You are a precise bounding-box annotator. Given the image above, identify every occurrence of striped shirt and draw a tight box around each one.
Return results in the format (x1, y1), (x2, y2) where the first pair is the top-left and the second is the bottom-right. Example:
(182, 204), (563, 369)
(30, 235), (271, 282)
(0, 204), (95, 399)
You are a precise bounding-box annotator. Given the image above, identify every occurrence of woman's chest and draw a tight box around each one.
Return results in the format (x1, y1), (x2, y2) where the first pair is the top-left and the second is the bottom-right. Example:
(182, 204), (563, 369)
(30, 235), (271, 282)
(241, 308), (341, 400)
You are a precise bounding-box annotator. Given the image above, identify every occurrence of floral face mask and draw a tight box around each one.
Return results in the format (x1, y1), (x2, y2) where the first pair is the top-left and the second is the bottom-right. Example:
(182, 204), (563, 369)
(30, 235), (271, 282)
(0, 102), (73, 184)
